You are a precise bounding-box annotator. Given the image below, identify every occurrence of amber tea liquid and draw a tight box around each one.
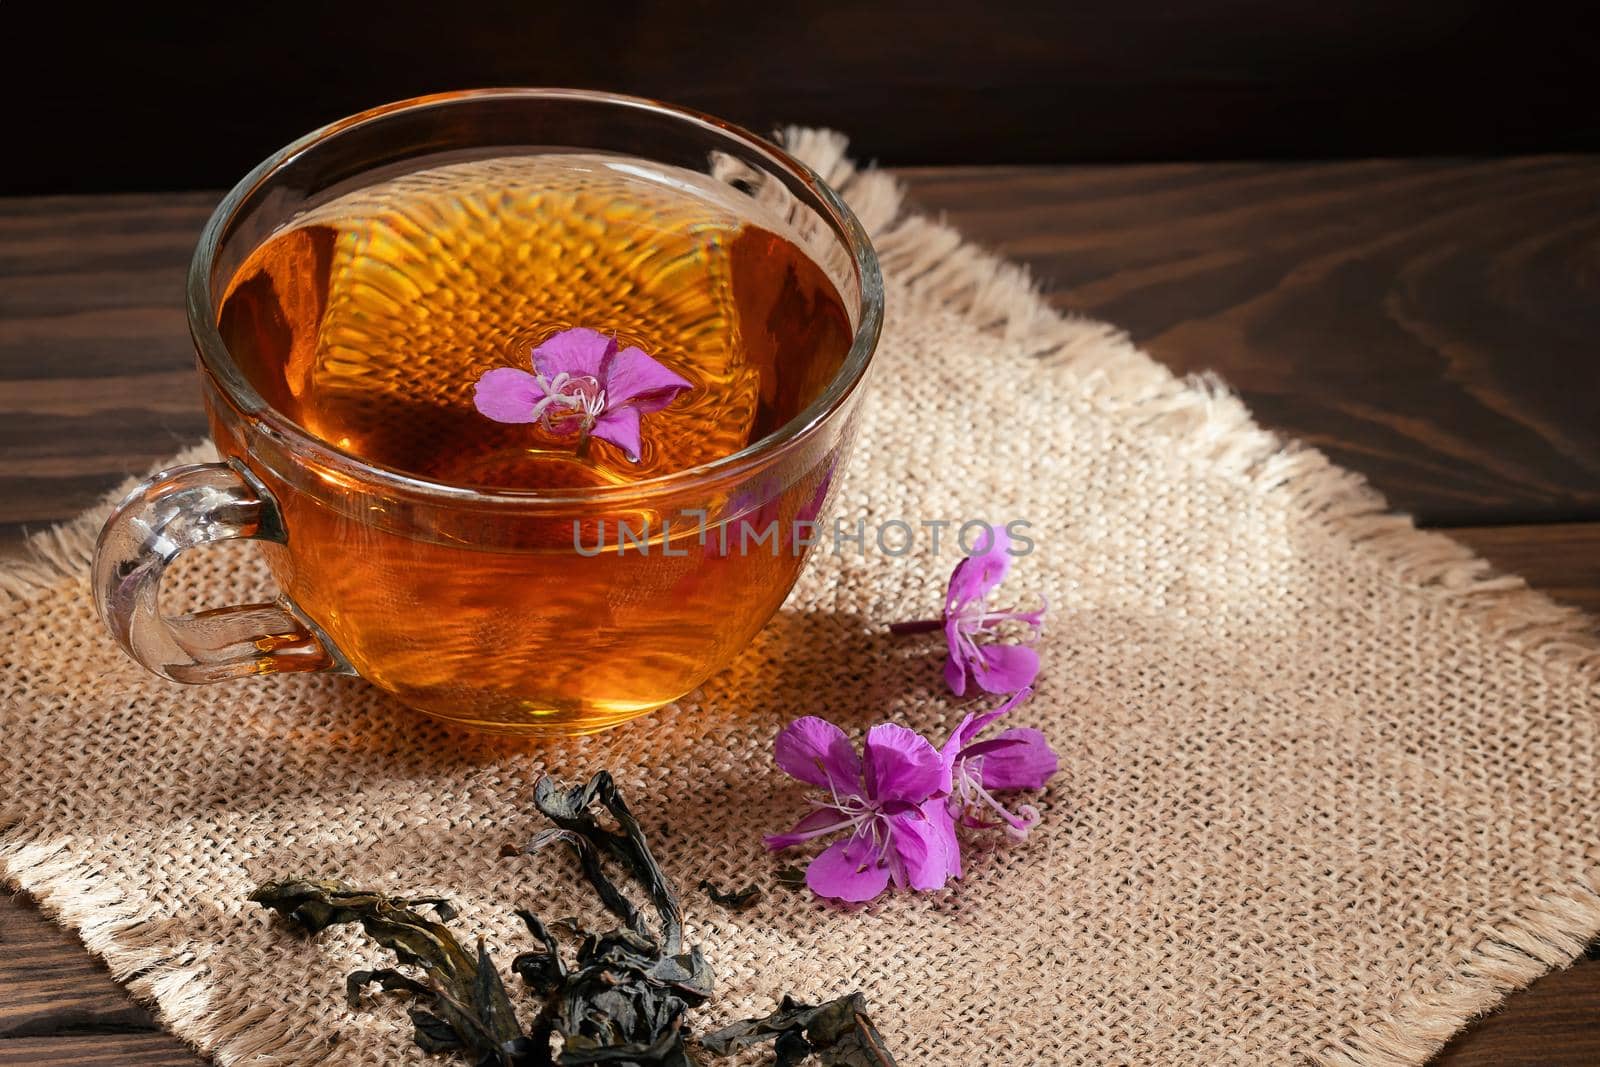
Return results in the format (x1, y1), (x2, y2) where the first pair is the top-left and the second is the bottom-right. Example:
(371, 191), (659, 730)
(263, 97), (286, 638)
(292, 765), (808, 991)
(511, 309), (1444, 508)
(212, 154), (853, 732)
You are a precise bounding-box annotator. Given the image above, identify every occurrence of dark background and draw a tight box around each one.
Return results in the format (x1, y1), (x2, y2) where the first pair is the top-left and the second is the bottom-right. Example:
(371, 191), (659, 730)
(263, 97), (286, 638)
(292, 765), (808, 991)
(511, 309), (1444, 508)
(5, 1), (1598, 195)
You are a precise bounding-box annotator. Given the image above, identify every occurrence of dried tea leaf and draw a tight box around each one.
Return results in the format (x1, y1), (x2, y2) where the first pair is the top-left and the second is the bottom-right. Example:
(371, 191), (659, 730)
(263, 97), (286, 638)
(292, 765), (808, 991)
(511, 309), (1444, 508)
(510, 910), (567, 996)
(411, 1010), (470, 1054)
(250, 878), (457, 932)
(773, 865), (807, 891)
(347, 967), (433, 1009)
(248, 879), (533, 1066)
(801, 993), (897, 1067)
(521, 772), (683, 952)
(773, 1029), (811, 1067)
(701, 993), (897, 1067)
(698, 880), (762, 911)
(251, 776), (901, 1067)
(507, 773), (711, 1065)
(345, 972), (482, 1056)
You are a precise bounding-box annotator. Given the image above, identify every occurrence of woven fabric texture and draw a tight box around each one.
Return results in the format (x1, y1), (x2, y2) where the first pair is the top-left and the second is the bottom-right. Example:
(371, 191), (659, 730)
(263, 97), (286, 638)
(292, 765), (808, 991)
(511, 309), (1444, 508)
(3, 131), (1598, 1067)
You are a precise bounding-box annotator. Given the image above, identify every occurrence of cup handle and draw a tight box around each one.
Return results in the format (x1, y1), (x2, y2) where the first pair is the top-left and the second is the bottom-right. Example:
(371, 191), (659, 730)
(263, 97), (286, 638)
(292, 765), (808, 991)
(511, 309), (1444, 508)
(92, 459), (352, 683)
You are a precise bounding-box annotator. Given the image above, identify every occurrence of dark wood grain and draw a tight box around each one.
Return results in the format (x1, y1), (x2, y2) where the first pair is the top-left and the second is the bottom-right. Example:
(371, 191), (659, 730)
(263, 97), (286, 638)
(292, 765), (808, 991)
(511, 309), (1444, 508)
(1450, 525), (1600, 616)
(6, 3), (1600, 194)
(0, 1035), (201, 1067)
(1433, 950), (1600, 1067)
(2, 162), (1598, 1063)
(897, 158), (1600, 526)
(0, 892), (202, 1066)
(0, 193), (215, 537)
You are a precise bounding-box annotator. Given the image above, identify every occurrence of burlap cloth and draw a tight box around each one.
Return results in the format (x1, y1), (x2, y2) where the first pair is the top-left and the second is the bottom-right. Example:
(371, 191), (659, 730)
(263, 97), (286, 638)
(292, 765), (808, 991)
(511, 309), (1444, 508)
(3, 132), (1598, 1067)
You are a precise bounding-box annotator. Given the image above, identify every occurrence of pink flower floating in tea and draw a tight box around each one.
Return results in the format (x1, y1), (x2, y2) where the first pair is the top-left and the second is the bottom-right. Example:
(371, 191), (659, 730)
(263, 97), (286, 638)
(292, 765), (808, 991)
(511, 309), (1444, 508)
(766, 689), (1058, 902)
(473, 327), (691, 462)
(892, 524), (1046, 696)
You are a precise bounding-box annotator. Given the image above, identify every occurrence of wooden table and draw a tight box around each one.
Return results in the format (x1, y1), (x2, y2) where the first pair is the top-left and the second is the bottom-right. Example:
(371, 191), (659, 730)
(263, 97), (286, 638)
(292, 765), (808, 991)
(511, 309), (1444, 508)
(2, 159), (1597, 1064)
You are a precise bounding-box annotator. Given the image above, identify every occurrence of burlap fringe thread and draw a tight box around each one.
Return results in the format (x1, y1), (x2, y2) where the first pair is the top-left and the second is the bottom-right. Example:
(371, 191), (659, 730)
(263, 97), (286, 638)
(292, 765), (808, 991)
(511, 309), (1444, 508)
(2, 129), (1598, 1067)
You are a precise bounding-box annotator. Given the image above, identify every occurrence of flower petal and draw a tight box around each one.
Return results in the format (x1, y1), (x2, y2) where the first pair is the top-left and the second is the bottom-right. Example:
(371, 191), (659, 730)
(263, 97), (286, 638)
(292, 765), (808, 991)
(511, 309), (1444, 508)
(960, 687), (1033, 743)
(763, 806), (852, 851)
(603, 345), (692, 412)
(938, 713), (975, 792)
(944, 524), (1013, 613)
(973, 642), (1040, 695)
(472, 368), (544, 423)
(943, 652), (971, 697)
(529, 327), (614, 378)
(979, 727), (1059, 791)
(926, 798), (962, 880)
(861, 723), (943, 805)
(773, 716), (862, 793)
(805, 832), (890, 902)
(888, 805), (958, 891)
(591, 405), (644, 462)
(943, 617), (974, 697)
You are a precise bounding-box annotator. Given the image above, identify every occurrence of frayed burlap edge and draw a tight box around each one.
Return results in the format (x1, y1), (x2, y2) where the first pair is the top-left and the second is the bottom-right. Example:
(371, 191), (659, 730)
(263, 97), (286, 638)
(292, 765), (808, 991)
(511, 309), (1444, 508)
(3, 128), (1598, 1067)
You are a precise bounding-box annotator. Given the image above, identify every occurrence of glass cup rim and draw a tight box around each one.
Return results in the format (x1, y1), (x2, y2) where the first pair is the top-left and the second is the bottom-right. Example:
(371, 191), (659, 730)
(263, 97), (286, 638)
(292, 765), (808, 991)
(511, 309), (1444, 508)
(186, 87), (884, 509)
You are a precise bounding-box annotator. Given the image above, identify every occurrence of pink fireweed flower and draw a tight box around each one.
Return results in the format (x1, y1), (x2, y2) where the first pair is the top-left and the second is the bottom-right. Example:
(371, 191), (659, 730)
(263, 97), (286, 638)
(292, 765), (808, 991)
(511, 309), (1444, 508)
(892, 525), (1046, 696)
(473, 327), (691, 462)
(939, 688), (1058, 855)
(764, 717), (957, 902)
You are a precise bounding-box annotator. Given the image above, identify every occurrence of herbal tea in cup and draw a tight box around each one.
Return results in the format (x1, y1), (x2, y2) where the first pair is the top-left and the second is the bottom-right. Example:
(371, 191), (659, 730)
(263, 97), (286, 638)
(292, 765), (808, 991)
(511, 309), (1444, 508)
(92, 91), (882, 735)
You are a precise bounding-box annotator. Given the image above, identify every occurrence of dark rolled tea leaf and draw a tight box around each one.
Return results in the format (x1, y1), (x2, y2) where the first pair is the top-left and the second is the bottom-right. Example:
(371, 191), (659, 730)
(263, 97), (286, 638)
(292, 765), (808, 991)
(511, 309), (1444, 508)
(522, 772), (683, 953)
(698, 880), (762, 911)
(251, 775), (900, 1067)
(249, 879), (531, 1066)
(508, 774), (713, 1064)
(773, 865), (807, 891)
(701, 993), (897, 1067)
(249, 878), (458, 932)
(411, 1010), (470, 1054)
(511, 909), (567, 995)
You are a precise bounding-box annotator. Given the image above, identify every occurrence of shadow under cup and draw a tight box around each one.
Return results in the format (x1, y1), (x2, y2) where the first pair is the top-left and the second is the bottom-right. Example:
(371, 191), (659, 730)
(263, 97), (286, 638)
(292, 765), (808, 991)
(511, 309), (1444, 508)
(92, 90), (883, 736)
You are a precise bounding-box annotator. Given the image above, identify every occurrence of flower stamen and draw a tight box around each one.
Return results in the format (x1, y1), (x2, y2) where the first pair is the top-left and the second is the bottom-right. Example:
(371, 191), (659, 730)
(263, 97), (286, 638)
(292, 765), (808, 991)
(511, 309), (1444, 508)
(950, 748), (1045, 841)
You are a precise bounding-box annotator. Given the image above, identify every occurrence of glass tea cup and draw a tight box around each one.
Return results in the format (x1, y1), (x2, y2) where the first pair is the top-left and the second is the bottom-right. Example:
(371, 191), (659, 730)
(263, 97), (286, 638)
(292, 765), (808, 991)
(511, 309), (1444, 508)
(92, 89), (882, 736)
